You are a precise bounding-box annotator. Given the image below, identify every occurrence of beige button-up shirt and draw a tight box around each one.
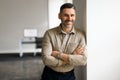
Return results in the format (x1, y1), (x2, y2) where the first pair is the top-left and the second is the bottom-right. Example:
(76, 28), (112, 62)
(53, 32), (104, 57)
(42, 25), (87, 72)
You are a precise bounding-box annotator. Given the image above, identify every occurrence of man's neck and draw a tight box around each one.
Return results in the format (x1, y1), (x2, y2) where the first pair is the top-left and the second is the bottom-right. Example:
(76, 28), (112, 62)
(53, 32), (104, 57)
(61, 25), (73, 33)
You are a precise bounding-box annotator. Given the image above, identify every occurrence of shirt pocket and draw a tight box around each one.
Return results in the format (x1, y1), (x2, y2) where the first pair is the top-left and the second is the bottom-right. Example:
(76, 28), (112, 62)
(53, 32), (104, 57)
(66, 43), (78, 54)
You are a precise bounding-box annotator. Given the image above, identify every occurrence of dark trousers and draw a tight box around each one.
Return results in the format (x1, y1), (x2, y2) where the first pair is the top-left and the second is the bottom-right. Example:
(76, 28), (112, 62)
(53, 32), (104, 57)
(41, 66), (75, 80)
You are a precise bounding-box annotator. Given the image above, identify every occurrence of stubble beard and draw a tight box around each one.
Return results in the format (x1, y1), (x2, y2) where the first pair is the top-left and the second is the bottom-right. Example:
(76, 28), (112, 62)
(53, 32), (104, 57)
(63, 21), (74, 28)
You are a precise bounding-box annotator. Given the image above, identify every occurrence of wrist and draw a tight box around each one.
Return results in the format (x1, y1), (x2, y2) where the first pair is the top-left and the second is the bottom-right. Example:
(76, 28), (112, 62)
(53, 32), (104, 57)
(57, 52), (62, 59)
(61, 53), (70, 63)
(57, 51), (62, 59)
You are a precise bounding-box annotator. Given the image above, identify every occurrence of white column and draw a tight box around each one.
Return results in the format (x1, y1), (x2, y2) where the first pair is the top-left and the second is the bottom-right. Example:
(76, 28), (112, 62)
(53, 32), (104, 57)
(65, 0), (73, 3)
(87, 0), (120, 80)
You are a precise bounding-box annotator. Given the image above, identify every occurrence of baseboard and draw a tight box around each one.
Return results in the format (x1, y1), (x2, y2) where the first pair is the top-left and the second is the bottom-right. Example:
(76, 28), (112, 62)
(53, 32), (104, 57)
(0, 52), (41, 58)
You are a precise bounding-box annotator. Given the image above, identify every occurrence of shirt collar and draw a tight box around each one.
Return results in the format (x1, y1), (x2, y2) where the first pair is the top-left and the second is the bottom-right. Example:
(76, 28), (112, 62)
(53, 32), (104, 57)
(58, 24), (75, 35)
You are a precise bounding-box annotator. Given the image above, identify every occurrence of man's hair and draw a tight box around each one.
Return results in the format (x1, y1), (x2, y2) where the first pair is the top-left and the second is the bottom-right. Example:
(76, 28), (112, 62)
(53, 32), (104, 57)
(60, 3), (76, 13)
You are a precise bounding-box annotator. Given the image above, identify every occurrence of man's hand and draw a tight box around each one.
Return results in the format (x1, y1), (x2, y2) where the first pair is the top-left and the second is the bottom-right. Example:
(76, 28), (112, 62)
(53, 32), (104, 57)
(51, 51), (59, 58)
(73, 46), (84, 55)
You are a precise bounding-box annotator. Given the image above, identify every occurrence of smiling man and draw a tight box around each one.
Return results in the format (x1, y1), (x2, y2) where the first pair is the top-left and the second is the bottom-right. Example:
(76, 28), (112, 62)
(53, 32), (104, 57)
(41, 3), (87, 80)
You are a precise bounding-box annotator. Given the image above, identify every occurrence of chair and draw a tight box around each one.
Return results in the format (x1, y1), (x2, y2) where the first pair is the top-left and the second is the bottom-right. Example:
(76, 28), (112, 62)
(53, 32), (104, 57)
(34, 37), (43, 56)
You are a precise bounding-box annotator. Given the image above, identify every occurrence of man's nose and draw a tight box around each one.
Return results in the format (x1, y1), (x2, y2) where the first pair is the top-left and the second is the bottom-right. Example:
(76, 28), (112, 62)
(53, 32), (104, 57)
(68, 16), (72, 20)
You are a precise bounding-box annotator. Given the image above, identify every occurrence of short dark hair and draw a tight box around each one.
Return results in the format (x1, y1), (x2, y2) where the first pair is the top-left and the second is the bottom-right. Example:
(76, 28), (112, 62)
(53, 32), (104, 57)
(60, 3), (76, 13)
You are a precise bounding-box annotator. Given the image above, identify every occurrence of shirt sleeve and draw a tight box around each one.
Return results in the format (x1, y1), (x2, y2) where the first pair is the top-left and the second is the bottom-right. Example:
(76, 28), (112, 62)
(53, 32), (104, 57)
(42, 31), (60, 67)
(68, 33), (87, 66)
(68, 48), (87, 66)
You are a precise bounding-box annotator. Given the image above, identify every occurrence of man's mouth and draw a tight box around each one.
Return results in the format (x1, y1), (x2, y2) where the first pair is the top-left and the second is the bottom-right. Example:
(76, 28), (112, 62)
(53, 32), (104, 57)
(65, 20), (72, 23)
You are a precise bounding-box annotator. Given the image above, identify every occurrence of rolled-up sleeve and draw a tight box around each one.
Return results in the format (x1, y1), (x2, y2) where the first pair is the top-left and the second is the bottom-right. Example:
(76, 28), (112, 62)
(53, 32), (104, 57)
(68, 33), (87, 66)
(68, 48), (87, 66)
(42, 31), (60, 66)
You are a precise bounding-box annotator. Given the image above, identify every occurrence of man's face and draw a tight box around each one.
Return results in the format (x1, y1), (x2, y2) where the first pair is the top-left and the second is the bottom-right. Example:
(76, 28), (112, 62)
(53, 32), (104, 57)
(59, 8), (76, 28)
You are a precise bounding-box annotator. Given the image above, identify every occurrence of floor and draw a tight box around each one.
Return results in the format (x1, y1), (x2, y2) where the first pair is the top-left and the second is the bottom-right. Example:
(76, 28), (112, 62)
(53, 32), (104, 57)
(0, 53), (87, 80)
(0, 53), (44, 80)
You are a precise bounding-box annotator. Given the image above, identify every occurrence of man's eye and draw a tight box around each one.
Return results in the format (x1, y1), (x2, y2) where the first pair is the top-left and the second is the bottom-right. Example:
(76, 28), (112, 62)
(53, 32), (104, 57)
(71, 14), (75, 17)
(64, 14), (68, 17)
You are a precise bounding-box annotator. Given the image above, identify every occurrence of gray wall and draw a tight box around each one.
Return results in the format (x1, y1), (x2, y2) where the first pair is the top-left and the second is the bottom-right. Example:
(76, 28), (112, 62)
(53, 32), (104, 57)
(74, 0), (86, 33)
(0, 0), (48, 53)
(73, 1), (87, 80)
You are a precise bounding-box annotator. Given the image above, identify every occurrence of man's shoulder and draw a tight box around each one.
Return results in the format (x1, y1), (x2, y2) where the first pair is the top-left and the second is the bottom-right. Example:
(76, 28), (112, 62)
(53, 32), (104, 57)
(49, 26), (59, 31)
(74, 27), (83, 33)
(74, 27), (85, 36)
(46, 26), (60, 34)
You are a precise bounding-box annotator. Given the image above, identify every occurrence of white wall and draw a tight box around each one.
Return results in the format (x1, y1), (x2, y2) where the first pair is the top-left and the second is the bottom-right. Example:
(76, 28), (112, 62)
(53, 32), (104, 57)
(0, 0), (48, 53)
(87, 0), (120, 80)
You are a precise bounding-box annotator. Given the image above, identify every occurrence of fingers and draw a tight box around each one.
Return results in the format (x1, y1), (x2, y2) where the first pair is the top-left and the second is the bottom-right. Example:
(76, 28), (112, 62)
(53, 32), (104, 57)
(51, 51), (58, 57)
(73, 46), (84, 55)
(79, 48), (84, 54)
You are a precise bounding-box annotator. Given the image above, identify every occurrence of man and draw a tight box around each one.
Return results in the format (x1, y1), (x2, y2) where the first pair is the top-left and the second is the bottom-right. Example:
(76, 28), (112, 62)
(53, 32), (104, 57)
(41, 3), (87, 80)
